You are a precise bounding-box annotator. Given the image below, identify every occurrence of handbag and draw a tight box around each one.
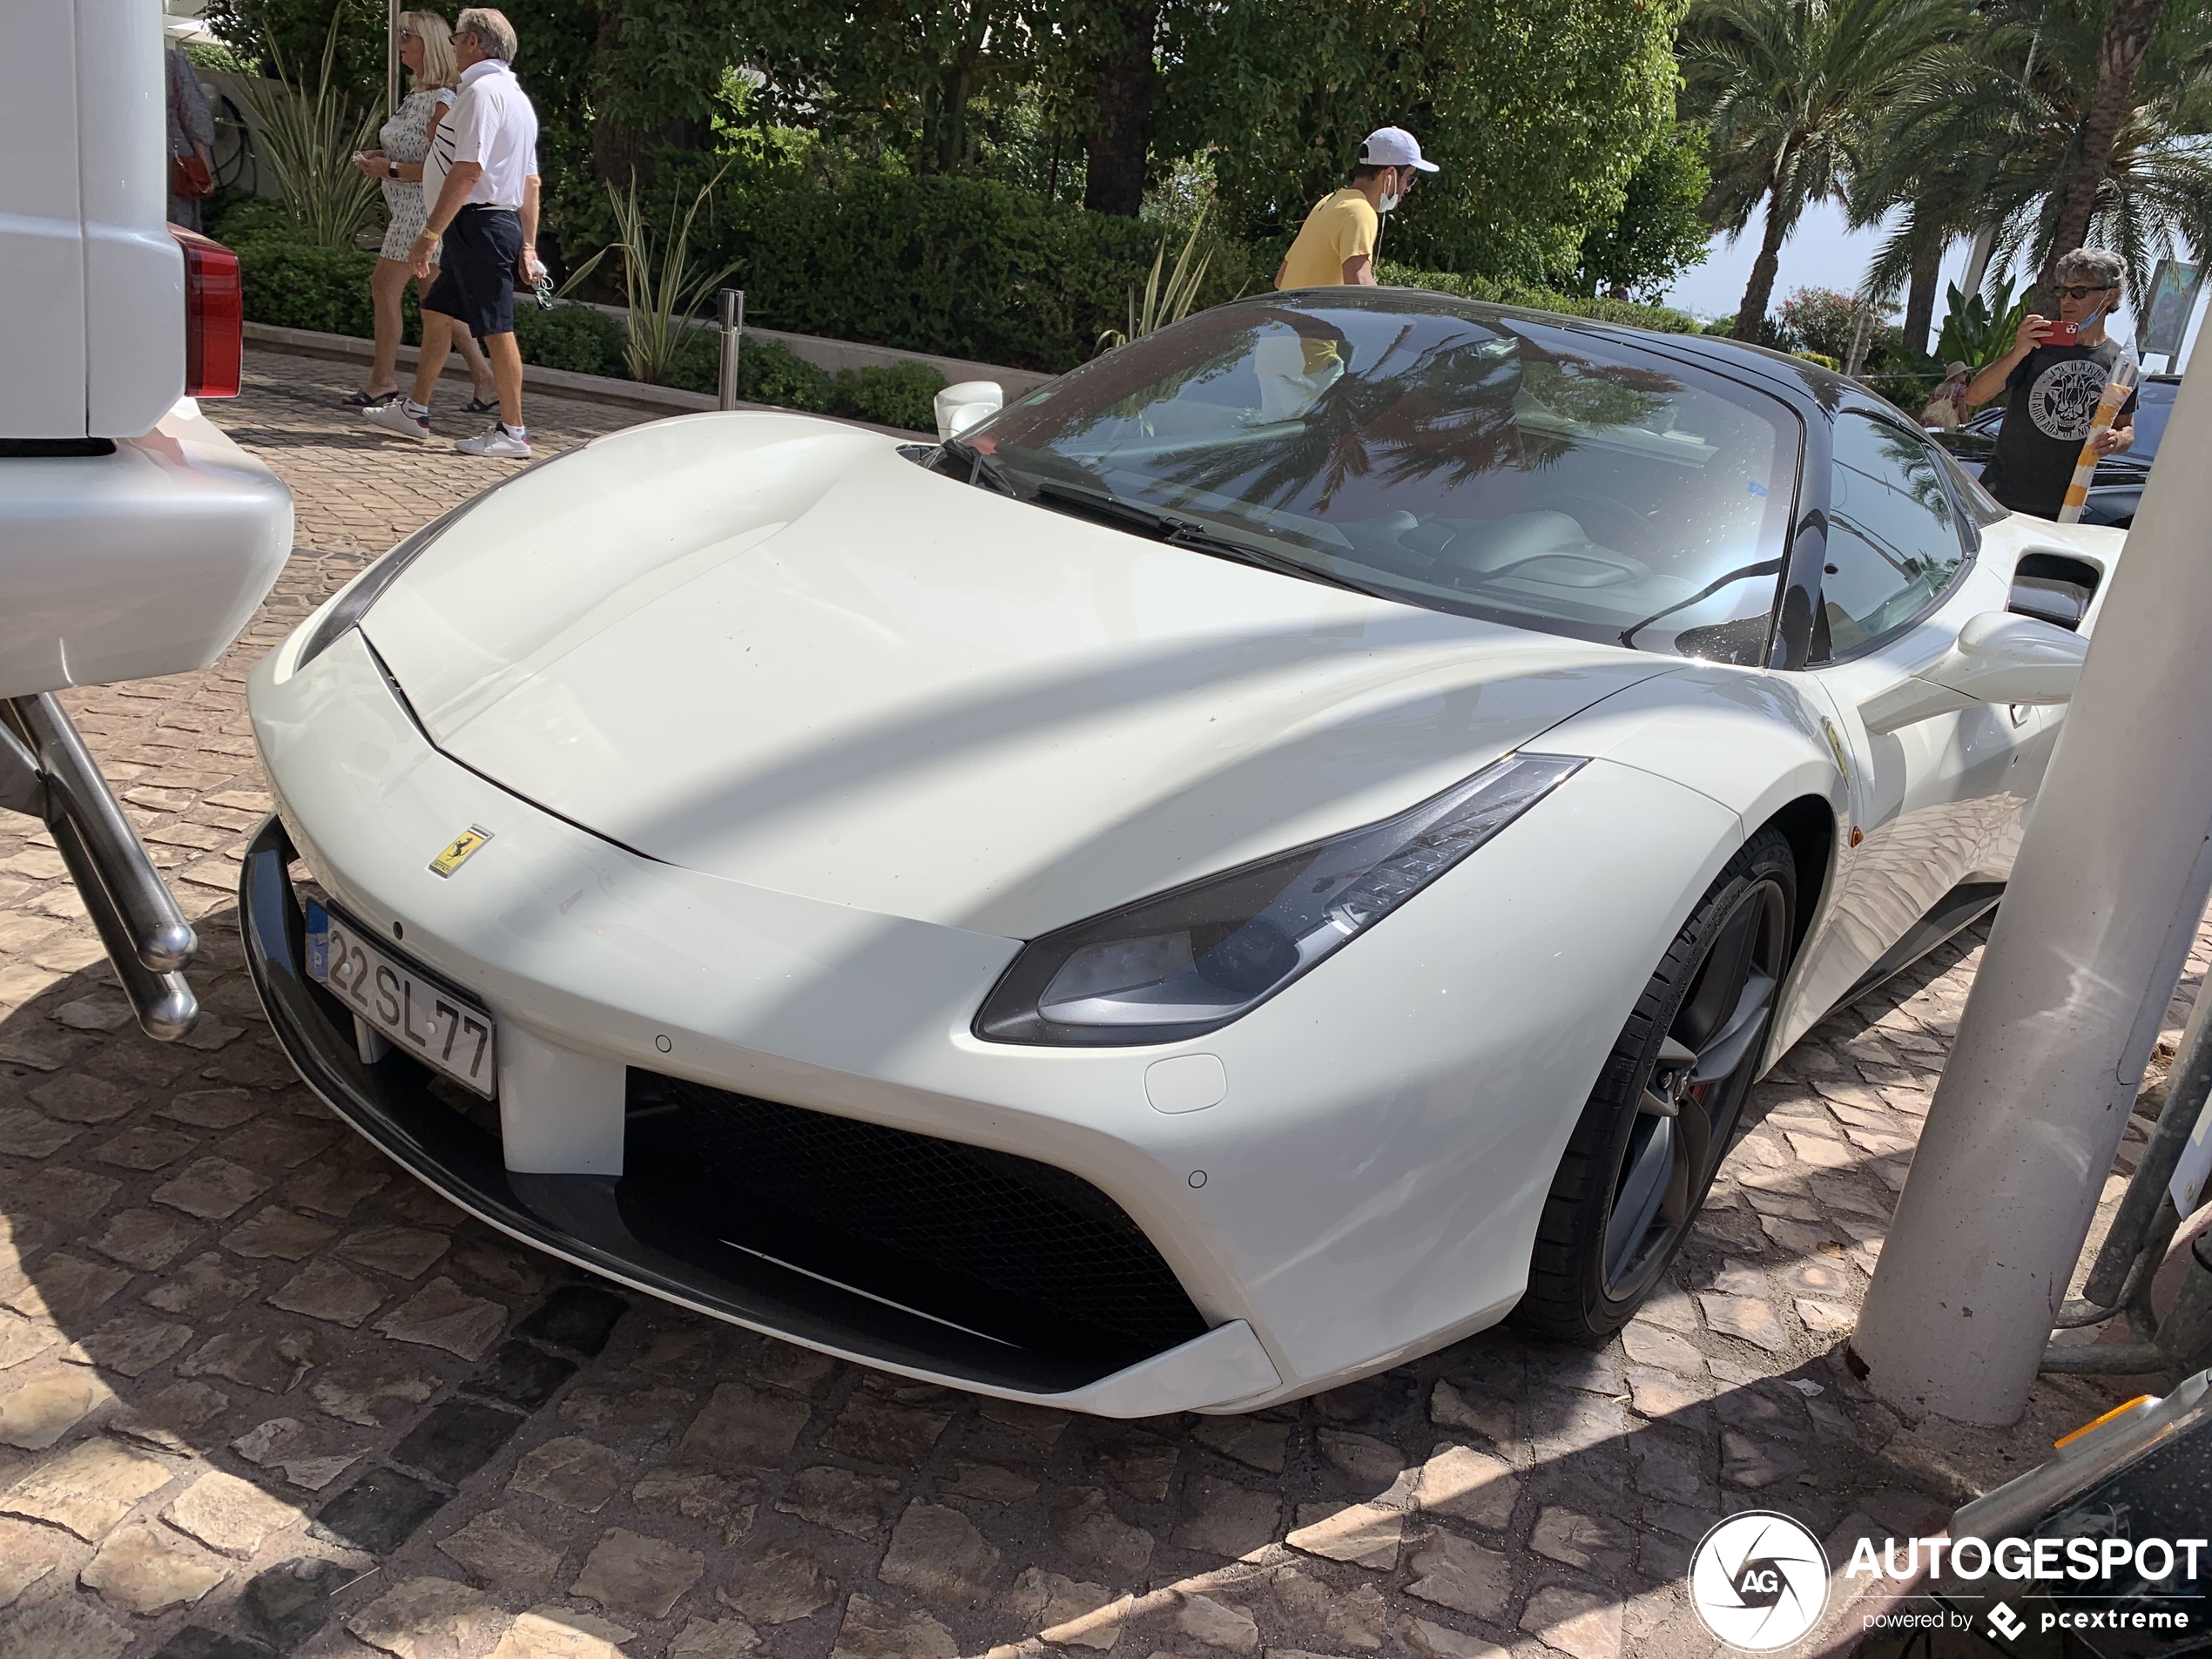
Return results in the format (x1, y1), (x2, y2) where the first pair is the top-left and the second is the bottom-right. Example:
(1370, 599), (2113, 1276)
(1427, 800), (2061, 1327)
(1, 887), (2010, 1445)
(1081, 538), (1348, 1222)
(171, 153), (213, 199)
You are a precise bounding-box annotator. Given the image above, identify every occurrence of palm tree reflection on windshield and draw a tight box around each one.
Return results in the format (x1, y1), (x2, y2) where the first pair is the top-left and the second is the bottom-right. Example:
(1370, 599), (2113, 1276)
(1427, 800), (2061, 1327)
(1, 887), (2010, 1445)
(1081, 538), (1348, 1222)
(1151, 320), (1682, 521)
(1872, 421), (1955, 524)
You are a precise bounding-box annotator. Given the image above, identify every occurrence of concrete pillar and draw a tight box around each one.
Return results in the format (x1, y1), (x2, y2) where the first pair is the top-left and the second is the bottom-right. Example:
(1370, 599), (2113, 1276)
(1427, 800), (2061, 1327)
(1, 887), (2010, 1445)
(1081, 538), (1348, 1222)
(1851, 361), (2212, 1424)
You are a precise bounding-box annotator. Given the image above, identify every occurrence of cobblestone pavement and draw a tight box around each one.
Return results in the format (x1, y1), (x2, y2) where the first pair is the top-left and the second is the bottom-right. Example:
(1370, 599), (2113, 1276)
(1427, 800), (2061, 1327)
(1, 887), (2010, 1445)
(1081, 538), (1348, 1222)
(0, 350), (2193, 1659)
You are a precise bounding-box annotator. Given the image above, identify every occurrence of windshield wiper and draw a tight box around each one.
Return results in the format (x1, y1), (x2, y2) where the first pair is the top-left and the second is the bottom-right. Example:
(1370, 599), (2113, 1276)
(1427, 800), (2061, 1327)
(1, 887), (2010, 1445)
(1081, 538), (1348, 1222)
(938, 436), (1018, 496)
(1619, 557), (1784, 649)
(1029, 480), (1382, 598)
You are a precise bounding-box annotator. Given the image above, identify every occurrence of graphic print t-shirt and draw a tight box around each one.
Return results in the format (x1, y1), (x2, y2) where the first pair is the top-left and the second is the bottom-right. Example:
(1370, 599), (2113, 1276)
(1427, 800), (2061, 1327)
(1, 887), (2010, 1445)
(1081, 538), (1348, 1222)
(1979, 336), (2139, 518)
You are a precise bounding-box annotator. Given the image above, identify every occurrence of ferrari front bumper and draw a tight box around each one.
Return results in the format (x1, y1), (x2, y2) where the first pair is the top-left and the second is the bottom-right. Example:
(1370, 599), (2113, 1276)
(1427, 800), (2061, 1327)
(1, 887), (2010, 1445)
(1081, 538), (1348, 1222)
(239, 813), (1285, 1415)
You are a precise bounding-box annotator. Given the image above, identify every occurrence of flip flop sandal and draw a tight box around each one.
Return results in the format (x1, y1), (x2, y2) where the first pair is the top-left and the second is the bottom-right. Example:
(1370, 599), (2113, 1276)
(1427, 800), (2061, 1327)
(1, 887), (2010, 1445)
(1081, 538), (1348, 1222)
(345, 389), (401, 408)
(462, 395), (499, 414)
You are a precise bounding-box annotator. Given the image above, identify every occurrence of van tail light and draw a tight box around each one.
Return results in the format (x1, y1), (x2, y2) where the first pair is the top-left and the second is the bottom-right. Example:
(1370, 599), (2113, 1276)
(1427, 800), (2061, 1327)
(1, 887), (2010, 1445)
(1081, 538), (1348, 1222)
(172, 227), (243, 399)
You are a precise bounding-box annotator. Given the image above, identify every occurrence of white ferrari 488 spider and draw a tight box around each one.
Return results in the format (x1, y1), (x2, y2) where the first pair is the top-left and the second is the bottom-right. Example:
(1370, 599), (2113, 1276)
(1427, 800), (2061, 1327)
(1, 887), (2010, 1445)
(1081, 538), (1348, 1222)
(244, 289), (2118, 1416)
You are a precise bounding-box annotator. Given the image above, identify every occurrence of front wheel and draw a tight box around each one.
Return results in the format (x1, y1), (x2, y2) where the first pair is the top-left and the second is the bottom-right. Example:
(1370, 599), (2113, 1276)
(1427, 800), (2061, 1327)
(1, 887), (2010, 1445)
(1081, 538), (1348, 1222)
(1515, 827), (1799, 1343)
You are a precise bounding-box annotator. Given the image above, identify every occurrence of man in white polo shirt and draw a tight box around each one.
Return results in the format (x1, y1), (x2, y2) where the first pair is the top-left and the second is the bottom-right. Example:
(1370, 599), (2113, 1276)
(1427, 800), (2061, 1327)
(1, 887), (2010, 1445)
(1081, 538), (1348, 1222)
(365, 7), (543, 458)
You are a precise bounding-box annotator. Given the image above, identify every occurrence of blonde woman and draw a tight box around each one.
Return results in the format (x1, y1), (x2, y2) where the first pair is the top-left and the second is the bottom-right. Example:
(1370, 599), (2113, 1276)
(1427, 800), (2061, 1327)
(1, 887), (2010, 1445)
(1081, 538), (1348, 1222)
(347, 12), (496, 408)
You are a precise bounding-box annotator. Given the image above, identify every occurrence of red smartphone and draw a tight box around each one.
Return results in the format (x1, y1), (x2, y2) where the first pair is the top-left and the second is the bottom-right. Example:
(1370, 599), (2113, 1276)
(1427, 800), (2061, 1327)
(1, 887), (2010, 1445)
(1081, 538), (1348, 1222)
(2044, 319), (2080, 346)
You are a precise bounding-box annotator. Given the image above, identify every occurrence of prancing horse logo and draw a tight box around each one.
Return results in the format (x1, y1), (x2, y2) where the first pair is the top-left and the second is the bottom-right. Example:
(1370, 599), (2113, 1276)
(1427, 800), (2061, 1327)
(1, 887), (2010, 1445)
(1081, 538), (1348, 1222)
(429, 826), (494, 877)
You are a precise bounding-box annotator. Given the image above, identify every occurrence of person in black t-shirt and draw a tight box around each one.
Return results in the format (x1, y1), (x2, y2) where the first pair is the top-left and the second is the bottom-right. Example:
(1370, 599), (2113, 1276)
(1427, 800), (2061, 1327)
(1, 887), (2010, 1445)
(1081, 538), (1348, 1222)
(1964, 248), (2139, 519)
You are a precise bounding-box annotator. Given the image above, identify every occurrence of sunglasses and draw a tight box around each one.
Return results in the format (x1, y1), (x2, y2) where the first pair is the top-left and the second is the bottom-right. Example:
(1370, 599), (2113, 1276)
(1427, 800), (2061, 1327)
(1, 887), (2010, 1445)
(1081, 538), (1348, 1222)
(2059, 284), (2114, 300)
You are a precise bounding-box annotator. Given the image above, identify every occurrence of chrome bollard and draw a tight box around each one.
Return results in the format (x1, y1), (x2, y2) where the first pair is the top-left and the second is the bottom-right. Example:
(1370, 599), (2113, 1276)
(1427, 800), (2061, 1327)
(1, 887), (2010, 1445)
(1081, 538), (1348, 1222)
(718, 288), (745, 411)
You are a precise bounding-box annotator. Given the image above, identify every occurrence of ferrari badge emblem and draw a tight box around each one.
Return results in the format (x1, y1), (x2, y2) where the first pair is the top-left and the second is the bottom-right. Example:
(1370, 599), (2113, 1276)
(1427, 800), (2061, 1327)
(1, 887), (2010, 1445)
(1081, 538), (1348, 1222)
(429, 826), (494, 877)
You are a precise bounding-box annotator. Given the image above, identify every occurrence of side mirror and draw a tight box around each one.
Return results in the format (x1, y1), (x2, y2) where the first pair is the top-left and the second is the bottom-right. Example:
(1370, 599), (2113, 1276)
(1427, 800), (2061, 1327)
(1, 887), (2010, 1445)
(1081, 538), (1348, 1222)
(934, 380), (1003, 441)
(1860, 612), (2089, 735)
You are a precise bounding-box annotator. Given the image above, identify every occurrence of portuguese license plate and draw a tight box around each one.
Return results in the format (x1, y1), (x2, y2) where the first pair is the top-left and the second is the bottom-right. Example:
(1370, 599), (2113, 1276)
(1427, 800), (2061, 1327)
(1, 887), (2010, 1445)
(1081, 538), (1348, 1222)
(306, 900), (497, 1097)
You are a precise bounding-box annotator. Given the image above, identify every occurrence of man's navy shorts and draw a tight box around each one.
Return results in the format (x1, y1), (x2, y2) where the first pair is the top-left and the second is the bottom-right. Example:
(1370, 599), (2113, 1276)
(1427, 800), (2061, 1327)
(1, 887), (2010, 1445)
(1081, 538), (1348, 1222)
(424, 204), (521, 341)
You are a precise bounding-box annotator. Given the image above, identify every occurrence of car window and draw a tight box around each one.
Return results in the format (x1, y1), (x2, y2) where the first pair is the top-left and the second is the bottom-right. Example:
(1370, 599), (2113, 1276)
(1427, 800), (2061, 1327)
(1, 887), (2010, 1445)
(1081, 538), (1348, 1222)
(1820, 413), (1969, 658)
(960, 292), (1801, 662)
(1929, 441), (2006, 529)
(2129, 379), (2175, 456)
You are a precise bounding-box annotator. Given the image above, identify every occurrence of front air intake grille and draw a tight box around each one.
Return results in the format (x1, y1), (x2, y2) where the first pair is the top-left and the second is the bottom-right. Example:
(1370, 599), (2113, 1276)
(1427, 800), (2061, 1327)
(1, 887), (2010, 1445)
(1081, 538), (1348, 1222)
(622, 1072), (1209, 1370)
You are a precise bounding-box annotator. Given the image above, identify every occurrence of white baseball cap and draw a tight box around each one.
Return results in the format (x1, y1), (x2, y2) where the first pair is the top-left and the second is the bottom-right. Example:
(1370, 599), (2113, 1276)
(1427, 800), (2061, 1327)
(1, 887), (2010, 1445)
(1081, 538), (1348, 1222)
(1359, 126), (1440, 172)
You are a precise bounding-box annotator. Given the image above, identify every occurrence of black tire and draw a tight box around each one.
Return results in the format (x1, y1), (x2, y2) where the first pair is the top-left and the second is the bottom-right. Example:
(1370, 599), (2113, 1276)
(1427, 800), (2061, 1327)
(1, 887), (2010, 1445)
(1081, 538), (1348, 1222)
(1515, 826), (1799, 1343)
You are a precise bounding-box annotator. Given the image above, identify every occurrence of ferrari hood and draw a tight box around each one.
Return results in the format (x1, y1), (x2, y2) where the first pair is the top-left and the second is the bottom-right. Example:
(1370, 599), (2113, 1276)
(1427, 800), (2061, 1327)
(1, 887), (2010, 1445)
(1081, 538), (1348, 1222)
(361, 414), (1671, 935)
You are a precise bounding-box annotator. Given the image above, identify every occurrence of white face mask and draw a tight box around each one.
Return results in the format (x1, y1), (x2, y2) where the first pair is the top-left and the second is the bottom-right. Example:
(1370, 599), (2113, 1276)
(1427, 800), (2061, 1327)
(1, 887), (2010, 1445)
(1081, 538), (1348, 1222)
(1378, 190), (1402, 214)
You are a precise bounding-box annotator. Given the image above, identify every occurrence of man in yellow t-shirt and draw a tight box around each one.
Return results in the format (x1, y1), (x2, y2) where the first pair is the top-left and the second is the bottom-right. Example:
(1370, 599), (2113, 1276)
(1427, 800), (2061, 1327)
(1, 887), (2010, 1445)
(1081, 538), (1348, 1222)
(1275, 126), (1440, 290)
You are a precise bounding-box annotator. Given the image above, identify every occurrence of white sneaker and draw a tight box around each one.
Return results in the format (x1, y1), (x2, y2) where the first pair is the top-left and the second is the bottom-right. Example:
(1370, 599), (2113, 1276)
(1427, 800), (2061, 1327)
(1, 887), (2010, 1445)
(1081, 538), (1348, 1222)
(363, 401), (432, 442)
(455, 423), (531, 460)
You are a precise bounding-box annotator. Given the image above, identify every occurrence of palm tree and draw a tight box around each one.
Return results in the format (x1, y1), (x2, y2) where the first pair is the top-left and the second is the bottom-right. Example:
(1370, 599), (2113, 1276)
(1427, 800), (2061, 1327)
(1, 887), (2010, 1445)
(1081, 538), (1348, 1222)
(1858, 0), (2212, 309)
(2044, 0), (2173, 298)
(1683, 0), (1963, 342)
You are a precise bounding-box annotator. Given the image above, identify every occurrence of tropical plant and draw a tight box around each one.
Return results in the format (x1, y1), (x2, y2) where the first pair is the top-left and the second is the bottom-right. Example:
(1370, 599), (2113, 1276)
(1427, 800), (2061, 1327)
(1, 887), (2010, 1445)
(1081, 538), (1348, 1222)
(2043, 0), (2175, 296)
(233, 9), (383, 249)
(1096, 207), (1215, 352)
(573, 166), (741, 387)
(1934, 276), (2029, 369)
(1856, 0), (2212, 312)
(1682, 0), (1963, 341)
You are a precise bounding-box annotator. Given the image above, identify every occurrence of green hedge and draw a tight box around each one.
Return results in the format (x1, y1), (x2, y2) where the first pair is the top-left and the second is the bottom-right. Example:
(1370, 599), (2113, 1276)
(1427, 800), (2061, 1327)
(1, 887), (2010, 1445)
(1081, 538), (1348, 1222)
(616, 157), (1261, 377)
(1377, 263), (1700, 334)
(234, 240), (402, 340)
(211, 194), (945, 429)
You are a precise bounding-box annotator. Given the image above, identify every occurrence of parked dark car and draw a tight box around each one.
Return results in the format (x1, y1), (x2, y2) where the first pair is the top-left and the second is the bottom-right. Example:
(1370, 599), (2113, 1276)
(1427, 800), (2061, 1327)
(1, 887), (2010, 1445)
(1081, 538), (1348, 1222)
(1931, 372), (2178, 528)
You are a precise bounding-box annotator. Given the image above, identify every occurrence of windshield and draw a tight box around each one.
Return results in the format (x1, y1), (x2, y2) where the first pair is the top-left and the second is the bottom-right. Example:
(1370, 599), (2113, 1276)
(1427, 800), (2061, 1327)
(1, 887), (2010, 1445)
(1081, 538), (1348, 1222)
(957, 292), (1801, 661)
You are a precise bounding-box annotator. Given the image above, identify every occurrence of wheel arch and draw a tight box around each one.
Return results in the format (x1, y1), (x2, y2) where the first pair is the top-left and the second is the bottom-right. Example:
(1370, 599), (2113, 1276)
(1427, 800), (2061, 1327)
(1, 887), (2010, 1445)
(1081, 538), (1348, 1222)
(1757, 793), (1837, 955)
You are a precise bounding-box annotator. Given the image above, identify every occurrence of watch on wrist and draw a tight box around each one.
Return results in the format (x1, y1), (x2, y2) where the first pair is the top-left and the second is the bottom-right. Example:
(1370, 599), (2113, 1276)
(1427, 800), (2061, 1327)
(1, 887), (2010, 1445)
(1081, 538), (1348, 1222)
(388, 162), (399, 179)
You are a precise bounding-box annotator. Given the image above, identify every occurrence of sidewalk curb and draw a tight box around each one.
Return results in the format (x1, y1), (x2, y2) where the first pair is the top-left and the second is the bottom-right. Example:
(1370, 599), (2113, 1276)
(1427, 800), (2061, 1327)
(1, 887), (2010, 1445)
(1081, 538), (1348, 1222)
(240, 322), (920, 437)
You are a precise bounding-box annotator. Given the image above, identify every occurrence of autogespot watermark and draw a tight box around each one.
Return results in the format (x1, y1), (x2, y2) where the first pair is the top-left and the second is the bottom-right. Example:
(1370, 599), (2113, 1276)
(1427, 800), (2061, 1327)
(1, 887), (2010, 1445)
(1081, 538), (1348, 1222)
(1689, 1512), (1831, 1649)
(1686, 1515), (2209, 1649)
(1845, 1534), (2208, 1643)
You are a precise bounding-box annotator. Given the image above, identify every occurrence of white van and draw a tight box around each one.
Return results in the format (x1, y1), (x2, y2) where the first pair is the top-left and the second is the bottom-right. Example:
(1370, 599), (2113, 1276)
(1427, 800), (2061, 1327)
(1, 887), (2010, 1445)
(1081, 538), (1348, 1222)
(0, 0), (293, 1039)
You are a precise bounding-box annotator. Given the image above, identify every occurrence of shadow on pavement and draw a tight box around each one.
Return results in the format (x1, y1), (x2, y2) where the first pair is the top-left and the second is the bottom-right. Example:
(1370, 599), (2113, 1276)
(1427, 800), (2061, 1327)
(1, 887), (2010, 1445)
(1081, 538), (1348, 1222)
(0, 897), (2147, 1658)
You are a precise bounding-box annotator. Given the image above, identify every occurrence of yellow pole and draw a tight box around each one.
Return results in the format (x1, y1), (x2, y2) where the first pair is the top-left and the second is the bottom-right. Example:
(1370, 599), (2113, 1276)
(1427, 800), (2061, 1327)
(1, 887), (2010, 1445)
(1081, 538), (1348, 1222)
(2055, 358), (2141, 524)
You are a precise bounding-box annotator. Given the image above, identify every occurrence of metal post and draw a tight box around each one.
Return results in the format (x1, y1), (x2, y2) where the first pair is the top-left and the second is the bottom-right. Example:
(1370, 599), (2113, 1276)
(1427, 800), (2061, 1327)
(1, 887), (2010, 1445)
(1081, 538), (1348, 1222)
(718, 288), (744, 412)
(387, 0), (400, 117)
(1851, 359), (2212, 1424)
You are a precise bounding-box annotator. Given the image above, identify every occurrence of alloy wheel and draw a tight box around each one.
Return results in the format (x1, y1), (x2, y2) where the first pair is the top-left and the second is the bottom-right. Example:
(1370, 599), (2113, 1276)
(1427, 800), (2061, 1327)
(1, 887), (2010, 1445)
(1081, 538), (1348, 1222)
(1601, 876), (1791, 1299)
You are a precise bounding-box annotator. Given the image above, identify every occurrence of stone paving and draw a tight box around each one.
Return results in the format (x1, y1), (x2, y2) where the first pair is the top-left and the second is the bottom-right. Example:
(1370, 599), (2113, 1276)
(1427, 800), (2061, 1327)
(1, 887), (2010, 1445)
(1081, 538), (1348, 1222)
(0, 349), (2194, 1659)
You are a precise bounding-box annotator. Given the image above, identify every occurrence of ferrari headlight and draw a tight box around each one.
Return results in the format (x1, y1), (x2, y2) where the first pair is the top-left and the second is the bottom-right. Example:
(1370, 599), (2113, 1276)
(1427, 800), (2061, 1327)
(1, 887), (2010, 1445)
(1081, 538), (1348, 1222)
(974, 752), (1584, 1047)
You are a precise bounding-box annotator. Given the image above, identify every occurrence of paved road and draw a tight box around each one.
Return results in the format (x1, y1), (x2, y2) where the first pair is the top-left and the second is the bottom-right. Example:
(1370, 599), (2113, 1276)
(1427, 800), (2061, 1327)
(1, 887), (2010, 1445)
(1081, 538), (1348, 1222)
(0, 351), (2182, 1659)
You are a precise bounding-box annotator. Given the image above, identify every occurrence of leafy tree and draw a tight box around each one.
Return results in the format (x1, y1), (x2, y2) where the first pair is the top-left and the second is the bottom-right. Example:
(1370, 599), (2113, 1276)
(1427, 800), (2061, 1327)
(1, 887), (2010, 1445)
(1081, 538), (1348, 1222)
(202, 0), (386, 104)
(1571, 121), (1714, 300)
(1777, 285), (1882, 356)
(579, 0), (738, 187)
(730, 0), (1075, 177)
(1157, 0), (1687, 280)
(1683, 0), (1961, 341)
(1081, 2), (1157, 214)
